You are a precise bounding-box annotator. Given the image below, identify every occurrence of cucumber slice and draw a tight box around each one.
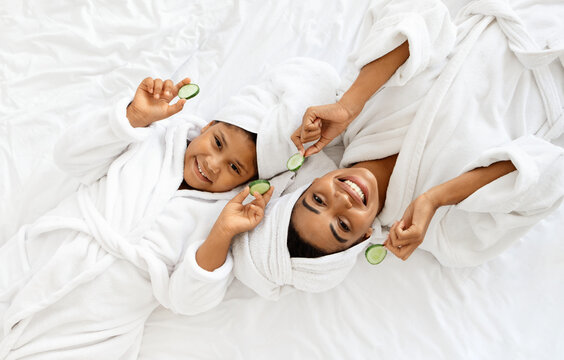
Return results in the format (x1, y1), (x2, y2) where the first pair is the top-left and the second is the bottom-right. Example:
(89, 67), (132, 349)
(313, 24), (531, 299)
(365, 244), (387, 265)
(287, 153), (305, 172)
(178, 84), (200, 100)
(249, 180), (270, 196)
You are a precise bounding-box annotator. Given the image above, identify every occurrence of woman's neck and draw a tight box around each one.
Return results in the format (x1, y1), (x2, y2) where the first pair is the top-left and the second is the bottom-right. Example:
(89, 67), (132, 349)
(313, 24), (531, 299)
(352, 154), (398, 214)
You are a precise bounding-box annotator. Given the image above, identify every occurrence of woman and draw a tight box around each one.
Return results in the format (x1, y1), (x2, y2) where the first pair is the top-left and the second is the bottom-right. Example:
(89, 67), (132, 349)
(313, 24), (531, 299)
(229, 0), (564, 299)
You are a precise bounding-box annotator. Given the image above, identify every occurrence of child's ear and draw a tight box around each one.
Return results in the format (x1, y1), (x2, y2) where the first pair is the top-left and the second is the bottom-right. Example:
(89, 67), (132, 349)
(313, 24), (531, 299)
(201, 121), (215, 134)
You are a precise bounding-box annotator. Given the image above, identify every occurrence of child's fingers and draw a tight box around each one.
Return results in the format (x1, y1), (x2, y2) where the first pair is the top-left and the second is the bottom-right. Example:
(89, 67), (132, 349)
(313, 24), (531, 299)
(153, 78), (163, 99)
(251, 191), (266, 209)
(163, 79), (174, 97)
(261, 186), (274, 204)
(231, 186), (250, 203)
(174, 78), (192, 95)
(141, 77), (154, 93)
(166, 99), (186, 117)
(175, 77), (191, 89)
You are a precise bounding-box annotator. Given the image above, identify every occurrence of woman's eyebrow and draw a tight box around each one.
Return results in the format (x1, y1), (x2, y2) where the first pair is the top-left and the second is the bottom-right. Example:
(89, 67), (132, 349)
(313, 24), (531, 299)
(330, 224), (348, 243)
(302, 198), (347, 244)
(302, 198), (320, 214)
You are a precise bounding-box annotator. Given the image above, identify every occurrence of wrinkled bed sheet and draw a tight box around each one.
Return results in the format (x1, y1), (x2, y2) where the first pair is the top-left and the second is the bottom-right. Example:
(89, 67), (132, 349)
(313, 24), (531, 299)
(1, 0), (563, 359)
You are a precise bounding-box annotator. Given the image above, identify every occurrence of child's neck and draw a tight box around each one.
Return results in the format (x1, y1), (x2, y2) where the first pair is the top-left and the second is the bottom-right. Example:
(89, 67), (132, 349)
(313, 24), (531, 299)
(352, 154), (398, 214)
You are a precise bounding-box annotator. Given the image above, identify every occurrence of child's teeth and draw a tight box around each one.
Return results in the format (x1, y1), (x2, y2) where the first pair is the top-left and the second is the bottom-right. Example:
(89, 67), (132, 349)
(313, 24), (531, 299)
(344, 180), (365, 201)
(198, 164), (209, 180)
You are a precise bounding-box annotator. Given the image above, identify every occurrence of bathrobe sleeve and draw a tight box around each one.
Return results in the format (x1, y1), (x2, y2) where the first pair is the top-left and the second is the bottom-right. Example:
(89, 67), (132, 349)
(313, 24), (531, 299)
(421, 135), (564, 267)
(53, 97), (153, 185)
(346, 0), (455, 87)
(167, 240), (234, 316)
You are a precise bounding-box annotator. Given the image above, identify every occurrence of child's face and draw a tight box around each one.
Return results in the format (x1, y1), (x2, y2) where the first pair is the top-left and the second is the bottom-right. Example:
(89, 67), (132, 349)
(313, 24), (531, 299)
(183, 122), (257, 192)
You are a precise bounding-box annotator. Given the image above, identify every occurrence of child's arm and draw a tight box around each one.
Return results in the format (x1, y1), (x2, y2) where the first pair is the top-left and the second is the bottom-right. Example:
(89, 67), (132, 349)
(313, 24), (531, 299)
(384, 161), (517, 260)
(166, 186), (274, 316)
(196, 186), (274, 271)
(54, 77), (190, 185)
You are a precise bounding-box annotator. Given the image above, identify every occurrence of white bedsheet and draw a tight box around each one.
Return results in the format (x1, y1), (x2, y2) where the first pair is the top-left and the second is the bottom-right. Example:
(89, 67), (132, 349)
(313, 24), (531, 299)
(1, 0), (563, 359)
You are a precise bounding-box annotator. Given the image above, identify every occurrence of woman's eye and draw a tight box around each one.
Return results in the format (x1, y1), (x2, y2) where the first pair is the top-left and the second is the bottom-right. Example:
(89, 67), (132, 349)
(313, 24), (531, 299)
(214, 136), (222, 149)
(230, 163), (240, 174)
(313, 194), (323, 205)
(339, 218), (350, 232)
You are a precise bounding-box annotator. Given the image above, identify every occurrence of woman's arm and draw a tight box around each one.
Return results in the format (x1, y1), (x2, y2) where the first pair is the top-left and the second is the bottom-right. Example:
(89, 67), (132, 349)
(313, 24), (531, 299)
(291, 41), (409, 157)
(386, 161), (517, 260)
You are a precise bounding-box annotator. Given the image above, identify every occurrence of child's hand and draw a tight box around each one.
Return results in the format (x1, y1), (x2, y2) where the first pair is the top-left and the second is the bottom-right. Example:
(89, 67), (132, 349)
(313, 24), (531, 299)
(214, 186), (275, 238)
(127, 77), (192, 128)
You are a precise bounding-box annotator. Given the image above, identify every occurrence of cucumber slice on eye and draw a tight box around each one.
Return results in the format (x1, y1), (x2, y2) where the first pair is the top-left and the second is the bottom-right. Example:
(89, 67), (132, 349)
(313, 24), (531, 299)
(178, 84), (200, 100)
(365, 244), (387, 265)
(249, 180), (270, 196)
(287, 153), (305, 172)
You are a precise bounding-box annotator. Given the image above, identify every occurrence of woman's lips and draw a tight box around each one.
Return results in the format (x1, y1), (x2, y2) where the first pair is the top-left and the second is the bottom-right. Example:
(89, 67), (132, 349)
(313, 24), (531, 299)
(338, 176), (368, 206)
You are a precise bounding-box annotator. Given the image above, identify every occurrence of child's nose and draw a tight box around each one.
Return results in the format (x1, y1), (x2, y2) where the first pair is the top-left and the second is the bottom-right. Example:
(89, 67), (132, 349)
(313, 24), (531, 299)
(206, 157), (220, 174)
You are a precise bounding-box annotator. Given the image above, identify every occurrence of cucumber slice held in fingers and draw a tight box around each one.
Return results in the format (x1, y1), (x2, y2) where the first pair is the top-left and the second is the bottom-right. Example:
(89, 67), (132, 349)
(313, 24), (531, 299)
(365, 244), (387, 265)
(287, 153), (305, 172)
(178, 83), (200, 100)
(249, 180), (270, 196)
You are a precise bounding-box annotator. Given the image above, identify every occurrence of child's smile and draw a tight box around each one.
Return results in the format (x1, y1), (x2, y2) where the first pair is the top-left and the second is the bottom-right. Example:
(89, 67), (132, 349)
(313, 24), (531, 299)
(183, 121), (258, 192)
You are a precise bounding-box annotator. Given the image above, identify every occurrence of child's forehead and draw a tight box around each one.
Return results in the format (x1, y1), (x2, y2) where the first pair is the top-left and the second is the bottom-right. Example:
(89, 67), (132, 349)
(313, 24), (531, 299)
(213, 122), (256, 143)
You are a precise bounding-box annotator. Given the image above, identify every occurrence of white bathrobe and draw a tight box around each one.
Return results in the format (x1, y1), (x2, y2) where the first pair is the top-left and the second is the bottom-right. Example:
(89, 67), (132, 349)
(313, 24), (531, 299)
(341, 0), (564, 266)
(0, 100), (237, 359)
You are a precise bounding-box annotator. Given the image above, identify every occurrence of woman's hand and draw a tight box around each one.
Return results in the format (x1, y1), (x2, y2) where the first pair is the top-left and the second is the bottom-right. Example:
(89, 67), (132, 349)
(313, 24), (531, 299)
(384, 193), (439, 261)
(127, 77), (192, 128)
(214, 186), (275, 237)
(291, 101), (355, 157)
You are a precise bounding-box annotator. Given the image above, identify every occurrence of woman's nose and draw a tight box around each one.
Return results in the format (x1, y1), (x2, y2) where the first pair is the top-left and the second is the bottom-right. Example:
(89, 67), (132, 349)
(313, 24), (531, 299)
(335, 189), (353, 209)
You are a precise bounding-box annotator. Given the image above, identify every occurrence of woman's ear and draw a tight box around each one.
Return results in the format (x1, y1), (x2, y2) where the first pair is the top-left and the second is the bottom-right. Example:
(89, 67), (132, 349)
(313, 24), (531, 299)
(363, 228), (373, 240)
(200, 121), (215, 134)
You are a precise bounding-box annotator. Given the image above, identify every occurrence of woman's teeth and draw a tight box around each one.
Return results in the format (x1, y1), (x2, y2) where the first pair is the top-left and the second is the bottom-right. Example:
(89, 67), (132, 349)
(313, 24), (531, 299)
(197, 163), (210, 181)
(344, 180), (365, 203)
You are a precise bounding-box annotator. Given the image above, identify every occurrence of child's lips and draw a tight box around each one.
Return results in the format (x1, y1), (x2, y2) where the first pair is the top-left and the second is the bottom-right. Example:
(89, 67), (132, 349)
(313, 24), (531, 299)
(194, 158), (212, 183)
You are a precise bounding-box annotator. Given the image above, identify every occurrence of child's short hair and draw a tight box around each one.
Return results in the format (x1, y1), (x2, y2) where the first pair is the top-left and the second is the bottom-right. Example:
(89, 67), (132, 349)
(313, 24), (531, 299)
(214, 121), (257, 144)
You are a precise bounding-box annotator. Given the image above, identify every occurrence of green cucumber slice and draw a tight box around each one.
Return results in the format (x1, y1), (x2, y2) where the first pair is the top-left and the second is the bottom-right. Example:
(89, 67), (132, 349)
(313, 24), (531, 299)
(365, 244), (387, 265)
(178, 84), (200, 100)
(287, 153), (305, 172)
(249, 180), (270, 196)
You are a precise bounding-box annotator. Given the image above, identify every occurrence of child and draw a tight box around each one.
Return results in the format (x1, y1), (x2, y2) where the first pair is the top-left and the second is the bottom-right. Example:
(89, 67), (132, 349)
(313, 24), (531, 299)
(0, 76), (272, 359)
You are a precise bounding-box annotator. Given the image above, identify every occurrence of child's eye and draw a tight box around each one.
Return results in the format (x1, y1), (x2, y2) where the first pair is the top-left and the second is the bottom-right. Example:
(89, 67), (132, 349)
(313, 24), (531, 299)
(313, 194), (323, 205)
(230, 163), (240, 174)
(214, 136), (222, 149)
(338, 218), (350, 232)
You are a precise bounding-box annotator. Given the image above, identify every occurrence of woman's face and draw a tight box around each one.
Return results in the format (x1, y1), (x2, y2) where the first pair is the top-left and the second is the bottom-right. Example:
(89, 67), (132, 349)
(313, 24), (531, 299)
(291, 167), (379, 254)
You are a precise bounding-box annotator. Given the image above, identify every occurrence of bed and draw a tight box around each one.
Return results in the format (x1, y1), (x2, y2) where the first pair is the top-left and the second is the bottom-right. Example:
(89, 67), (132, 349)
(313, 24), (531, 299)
(1, 0), (563, 359)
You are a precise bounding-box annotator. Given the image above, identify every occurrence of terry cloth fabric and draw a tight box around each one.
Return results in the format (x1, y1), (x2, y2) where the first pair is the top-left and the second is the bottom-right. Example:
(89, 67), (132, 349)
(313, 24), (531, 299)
(213, 57), (340, 179)
(231, 185), (380, 300)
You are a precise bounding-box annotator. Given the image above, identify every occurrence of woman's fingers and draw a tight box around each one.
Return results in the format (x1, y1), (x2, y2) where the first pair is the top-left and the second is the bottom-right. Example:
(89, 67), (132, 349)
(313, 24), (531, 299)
(291, 127), (306, 155)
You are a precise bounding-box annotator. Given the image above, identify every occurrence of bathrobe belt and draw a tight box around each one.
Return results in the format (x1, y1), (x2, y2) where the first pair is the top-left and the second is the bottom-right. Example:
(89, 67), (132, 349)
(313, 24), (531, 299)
(462, 0), (564, 139)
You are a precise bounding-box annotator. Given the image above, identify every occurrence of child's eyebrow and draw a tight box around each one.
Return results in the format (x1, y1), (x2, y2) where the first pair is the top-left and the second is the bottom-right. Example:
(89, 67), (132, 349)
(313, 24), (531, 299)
(218, 129), (249, 174)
